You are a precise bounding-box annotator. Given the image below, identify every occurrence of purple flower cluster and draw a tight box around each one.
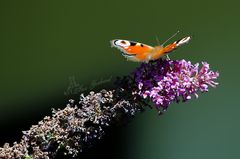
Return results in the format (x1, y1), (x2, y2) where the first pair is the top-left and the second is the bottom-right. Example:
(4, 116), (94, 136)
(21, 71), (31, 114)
(133, 59), (219, 111)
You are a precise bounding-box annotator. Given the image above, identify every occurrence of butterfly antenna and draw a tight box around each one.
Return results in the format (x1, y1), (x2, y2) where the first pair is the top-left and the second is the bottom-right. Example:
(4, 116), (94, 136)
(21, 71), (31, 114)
(155, 35), (161, 46)
(161, 30), (180, 46)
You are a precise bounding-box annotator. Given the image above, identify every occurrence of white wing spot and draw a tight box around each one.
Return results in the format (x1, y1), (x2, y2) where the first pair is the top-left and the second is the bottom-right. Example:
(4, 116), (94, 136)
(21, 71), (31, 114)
(176, 36), (191, 46)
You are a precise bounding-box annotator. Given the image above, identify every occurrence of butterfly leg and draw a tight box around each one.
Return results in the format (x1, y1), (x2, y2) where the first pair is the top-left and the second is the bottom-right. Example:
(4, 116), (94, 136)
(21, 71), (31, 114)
(166, 54), (170, 60)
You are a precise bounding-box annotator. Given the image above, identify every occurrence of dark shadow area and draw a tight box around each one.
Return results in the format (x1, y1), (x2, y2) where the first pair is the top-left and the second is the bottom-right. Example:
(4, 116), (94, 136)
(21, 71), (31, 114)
(0, 81), (127, 159)
(0, 95), (66, 146)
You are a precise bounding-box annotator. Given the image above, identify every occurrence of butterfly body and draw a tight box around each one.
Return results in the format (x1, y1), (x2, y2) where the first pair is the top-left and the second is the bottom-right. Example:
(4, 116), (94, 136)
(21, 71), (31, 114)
(111, 36), (191, 62)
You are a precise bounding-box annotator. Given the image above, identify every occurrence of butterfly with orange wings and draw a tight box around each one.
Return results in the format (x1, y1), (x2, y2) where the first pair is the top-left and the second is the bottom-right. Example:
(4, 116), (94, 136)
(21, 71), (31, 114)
(111, 32), (191, 62)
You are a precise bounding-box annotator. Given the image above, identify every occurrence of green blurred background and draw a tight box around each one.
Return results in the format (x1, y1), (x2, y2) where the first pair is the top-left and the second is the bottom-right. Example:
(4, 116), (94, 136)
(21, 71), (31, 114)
(0, 0), (239, 158)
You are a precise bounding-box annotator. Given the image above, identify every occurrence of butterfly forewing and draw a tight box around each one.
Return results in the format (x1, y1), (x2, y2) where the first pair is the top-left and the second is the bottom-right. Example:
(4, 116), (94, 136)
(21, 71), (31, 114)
(111, 39), (154, 56)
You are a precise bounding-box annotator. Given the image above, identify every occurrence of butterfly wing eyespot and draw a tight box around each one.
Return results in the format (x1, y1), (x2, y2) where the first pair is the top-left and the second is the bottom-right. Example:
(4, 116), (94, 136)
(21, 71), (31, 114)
(112, 40), (130, 48)
(162, 36), (191, 54)
(120, 40), (127, 44)
(175, 36), (191, 46)
(111, 39), (154, 56)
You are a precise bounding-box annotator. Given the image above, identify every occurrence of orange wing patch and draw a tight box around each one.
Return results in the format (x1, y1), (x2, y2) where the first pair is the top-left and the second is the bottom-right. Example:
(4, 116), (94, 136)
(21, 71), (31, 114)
(111, 39), (154, 62)
(124, 44), (153, 55)
(150, 44), (176, 61)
